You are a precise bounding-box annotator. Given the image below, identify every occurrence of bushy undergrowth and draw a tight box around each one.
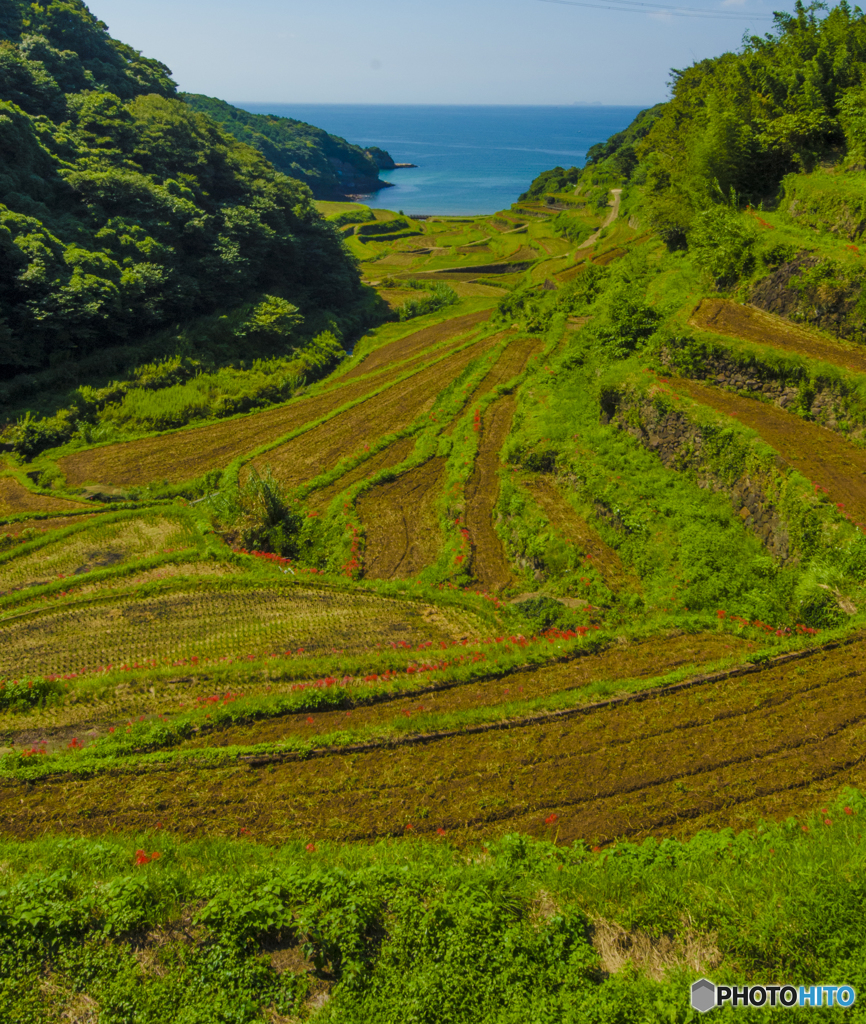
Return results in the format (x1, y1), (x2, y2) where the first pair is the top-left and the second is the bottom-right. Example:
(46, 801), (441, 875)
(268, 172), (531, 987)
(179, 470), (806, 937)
(396, 282), (459, 321)
(2, 792), (865, 1022)
(2, 327), (346, 458)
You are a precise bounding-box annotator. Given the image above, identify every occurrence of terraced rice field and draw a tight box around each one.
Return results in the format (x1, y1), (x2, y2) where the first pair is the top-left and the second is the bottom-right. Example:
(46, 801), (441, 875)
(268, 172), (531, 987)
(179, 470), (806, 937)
(690, 298), (866, 373)
(0, 513), (197, 597)
(340, 309), (491, 380)
(57, 315), (491, 488)
(0, 476), (92, 515)
(672, 376), (866, 522)
(5, 199), (866, 862)
(0, 581), (489, 679)
(519, 476), (641, 595)
(251, 332), (502, 486)
(306, 436), (418, 510)
(2, 635), (858, 845)
(466, 396), (519, 590)
(358, 458), (446, 578)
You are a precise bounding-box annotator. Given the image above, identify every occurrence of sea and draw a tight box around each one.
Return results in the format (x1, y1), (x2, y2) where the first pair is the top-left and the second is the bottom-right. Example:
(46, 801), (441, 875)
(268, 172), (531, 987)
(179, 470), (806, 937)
(236, 104), (645, 216)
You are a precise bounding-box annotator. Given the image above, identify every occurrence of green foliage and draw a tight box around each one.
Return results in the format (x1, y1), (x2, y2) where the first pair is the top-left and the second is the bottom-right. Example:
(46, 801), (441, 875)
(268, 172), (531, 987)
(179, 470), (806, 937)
(3, 802), (866, 1020)
(211, 466), (302, 557)
(519, 165), (580, 201)
(622, 1), (866, 240)
(396, 283), (458, 321)
(2, 331), (345, 454)
(551, 212), (593, 245)
(0, 5), (368, 377)
(182, 95), (390, 199)
(689, 205), (757, 286)
(591, 286), (661, 357)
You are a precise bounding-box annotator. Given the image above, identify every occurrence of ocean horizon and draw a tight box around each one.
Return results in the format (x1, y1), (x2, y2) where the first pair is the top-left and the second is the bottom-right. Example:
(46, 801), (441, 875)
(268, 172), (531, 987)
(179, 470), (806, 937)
(235, 103), (645, 215)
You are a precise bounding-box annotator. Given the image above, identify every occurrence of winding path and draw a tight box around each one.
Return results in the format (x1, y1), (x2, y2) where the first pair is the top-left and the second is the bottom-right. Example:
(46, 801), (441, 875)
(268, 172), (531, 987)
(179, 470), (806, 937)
(577, 188), (622, 250)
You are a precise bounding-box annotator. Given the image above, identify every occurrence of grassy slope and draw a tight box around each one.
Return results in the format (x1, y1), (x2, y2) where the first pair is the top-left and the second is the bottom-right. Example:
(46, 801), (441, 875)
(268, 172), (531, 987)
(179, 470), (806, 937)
(4, 168), (866, 1018)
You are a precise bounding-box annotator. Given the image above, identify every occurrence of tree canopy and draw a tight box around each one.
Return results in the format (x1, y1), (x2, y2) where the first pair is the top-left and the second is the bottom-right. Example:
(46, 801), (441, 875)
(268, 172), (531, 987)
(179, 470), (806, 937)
(523, 2), (866, 245)
(0, 0), (366, 376)
(183, 95), (394, 200)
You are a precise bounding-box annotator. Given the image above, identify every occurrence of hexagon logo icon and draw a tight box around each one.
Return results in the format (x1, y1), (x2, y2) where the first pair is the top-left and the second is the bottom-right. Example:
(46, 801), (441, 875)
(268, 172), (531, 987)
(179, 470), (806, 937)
(691, 978), (716, 1013)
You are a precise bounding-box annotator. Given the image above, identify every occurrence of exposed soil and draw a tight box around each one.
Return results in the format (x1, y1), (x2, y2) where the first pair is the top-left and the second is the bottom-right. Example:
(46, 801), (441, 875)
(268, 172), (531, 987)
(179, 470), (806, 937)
(577, 189), (622, 250)
(466, 397), (518, 591)
(0, 513), (100, 537)
(56, 321), (489, 489)
(341, 310), (491, 381)
(520, 475), (641, 594)
(178, 632), (753, 748)
(689, 298), (866, 374)
(0, 477), (92, 515)
(358, 458), (446, 579)
(306, 436), (417, 511)
(252, 334), (502, 487)
(3, 637), (859, 847)
(443, 335), (545, 437)
(671, 376), (866, 524)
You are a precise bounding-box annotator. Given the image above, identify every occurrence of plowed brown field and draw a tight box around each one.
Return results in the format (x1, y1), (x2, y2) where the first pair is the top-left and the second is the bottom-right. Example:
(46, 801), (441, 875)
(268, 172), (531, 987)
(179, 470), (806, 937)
(306, 437), (417, 511)
(57, 319), (492, 488)
(672, 377), (866, 523)
(520, 476), (641, 594)
(4, 637), (860, 846)
(340, 309), (491, 381)
(444, 334), (545, 436)
(252, 334), (501, 487)
(466, 397), (517, 590)
(690, 298), (866, 373)
(0, 477), (92, 515)
(358, 458), (446, 579)
(179, 632), (753, 748)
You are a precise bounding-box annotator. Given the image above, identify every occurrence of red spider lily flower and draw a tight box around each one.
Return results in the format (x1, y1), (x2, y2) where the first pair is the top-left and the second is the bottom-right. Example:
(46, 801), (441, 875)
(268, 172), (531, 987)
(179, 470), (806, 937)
(592, 845), (601, 853)
(544, 813), (559, 826)
(240, 827), (251, 836)
(825, 818), (833, 826)
(305, 842), (316, 852)
(134, 849), (150, 866)
(802, 825), (809, 833)
(437, 828), (447, 836)
(845, 806), (854, 815)
(405, 822), (414, 831)
(306, 716), (314, 724)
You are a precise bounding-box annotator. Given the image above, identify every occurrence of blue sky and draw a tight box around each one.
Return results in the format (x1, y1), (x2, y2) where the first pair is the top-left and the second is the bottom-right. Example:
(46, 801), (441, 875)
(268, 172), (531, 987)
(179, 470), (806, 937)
(88, 0), (789, 106)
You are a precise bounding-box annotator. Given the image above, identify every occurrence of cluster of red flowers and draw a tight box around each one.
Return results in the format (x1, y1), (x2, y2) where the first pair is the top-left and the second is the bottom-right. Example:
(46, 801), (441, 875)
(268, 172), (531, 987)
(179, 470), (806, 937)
(744, 206), (774, 230)
(813, 482), (866, 531)
(193, 690), (244, 707)
(473, 408), (481, 433)
(19, 741), (47, 758)
(134, 849), (162, 866)
(233, 547), (292, 567)
(342, 525), (361, 578)
(453, 518), (471, 567)
(715, 609), (819, 637)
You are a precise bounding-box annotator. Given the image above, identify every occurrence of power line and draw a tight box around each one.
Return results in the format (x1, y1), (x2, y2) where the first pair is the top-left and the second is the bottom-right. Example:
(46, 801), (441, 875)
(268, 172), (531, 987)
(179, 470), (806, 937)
(538, 0), (777, 19)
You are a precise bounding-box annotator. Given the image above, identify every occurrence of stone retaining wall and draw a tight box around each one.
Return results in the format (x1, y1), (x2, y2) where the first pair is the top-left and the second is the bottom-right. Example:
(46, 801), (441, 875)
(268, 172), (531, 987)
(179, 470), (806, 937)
(605, 391), (792, 563)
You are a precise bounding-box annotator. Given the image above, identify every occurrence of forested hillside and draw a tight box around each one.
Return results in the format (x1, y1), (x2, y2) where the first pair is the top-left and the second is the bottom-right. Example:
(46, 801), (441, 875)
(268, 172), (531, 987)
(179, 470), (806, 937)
(0, 0), (369, 380)
(183, 94), (396, 200)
